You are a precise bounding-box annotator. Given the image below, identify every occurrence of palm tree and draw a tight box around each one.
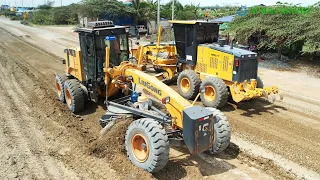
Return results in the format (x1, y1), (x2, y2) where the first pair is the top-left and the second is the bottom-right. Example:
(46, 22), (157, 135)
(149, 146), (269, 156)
(131, 0), (157, 33)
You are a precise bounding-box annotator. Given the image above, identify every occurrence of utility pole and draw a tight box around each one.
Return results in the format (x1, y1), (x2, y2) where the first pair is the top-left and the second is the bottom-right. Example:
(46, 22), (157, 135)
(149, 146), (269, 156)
(172, 0), (174, 20)
(22, 0), (23, 7)
(157, 0), (160, 29)
(61, 0), (62, 7)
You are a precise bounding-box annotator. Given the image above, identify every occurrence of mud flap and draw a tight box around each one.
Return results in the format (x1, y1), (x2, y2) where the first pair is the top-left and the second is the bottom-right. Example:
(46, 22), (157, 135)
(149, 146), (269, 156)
(182, 106), (214, 154)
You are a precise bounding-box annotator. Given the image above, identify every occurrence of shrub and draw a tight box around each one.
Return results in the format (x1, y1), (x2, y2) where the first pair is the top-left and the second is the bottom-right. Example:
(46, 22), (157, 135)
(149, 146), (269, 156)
(10, 16), (24, 21)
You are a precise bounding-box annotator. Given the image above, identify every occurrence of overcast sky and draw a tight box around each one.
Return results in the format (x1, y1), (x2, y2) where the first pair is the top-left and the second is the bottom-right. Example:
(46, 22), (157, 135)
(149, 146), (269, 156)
(1, 0), (319, 7)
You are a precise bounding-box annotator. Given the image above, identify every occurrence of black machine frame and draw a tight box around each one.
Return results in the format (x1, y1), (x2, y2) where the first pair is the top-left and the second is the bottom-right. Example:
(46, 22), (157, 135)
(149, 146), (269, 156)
(172, 22), (220, 67)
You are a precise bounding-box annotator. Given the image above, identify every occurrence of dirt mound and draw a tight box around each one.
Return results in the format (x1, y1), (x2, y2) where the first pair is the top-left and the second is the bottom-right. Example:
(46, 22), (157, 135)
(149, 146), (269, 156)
(89, 120), (154, 179)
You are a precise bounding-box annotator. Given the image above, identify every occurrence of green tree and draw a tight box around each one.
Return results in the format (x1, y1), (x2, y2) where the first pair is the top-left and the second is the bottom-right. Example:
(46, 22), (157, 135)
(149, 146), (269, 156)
(227, 4), (320, 56)
(80, 0), (135, 20)
(132, 0), (156, 25)
(160, 0), (183, 19)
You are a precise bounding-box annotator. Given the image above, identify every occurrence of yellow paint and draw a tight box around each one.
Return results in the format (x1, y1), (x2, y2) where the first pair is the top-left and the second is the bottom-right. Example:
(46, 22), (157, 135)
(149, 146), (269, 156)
(23, 12), (27, 19)
(64, 48), (84, 81)
(180, 77), (191, 93)
(195, 46), (234, 82)
(125, 69), (191, 129)
(204, 85), (216, 102)
(157, 25), (163, 48)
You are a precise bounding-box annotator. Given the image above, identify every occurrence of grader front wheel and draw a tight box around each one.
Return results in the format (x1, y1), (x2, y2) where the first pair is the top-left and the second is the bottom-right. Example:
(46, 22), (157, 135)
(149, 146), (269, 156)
(125, 118), (170, 173)
(205, 108), (231, 154)
(200, 77), (228, 108)
(177, 70), (201, 100)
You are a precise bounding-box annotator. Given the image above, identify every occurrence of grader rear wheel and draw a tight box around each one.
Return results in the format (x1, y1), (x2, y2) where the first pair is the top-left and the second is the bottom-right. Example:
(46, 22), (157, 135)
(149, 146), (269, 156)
(125, 118), (170, 173)
(200, 77), (228, 108)
(177, 70), (201, 100)
(64, 79), (85, 113)
(55, 74), (69, 103)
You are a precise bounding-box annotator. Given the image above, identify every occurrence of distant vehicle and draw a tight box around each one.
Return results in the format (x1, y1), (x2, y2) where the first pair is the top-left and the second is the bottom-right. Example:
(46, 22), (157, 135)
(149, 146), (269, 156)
(128, 26), (136, 36)
(136, 25), (147, 34)
(0, 5), (10, 9)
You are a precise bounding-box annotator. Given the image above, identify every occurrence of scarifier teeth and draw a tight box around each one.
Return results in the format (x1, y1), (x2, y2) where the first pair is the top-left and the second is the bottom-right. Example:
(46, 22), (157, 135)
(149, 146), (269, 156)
(277, 92), (284, 102)
(268, 93), (276, 104)
(262, 90), (268, 99)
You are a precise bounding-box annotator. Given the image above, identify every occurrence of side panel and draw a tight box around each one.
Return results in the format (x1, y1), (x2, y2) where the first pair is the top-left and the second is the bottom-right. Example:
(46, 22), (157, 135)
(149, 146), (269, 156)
(232, 57), (258, 82)
(218, 49), (234, 81)
(183, 106), (213, 154)
(195, 46), (234, 82)
(63, 48), (84, 81)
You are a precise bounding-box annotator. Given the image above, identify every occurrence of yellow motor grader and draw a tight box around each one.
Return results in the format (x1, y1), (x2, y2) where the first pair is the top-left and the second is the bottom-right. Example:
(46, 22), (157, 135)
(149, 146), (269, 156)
(132, 21), (283, 108)
(54, 21), (231, 173)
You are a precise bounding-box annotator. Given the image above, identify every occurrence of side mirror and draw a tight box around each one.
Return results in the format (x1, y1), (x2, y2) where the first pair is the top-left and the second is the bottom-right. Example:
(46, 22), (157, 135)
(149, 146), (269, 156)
(135, 42), (140, 45)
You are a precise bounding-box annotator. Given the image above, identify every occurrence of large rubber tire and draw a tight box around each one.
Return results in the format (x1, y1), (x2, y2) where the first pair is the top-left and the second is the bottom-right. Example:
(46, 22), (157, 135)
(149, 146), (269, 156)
(200, 77), (228, 108)
(206, 108), (231, 154)
(125, 118), (170, 173)
(64, 79), (85, 113)
(55, 74), (69, 103)
(257, 76), (264, 88)
(177, 70), (201, 100)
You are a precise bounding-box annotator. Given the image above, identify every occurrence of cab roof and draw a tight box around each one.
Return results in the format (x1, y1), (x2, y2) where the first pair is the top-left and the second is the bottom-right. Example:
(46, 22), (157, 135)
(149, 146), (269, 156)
(74, 26), (126, 33)
(169, 20), (221, 25)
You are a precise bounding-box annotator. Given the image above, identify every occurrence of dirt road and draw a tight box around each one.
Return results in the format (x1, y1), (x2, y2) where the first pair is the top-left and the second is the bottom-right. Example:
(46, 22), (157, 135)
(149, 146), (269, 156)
(0, 17), (319, 179)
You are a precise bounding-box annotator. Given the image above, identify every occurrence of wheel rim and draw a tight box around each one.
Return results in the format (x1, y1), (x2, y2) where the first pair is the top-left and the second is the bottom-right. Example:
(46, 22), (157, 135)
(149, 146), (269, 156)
(65, 88), (72, 106)
(131, 133), (149, 163)
(56, 82), (62, 97)
(204, 85), (216, 102)
(181, 78), (191, 93)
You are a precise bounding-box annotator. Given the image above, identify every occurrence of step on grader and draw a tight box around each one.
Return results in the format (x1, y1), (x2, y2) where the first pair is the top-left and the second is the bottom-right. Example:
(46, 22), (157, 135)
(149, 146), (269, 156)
(132, 21), (283, 108)
(54, 21), (231, 172)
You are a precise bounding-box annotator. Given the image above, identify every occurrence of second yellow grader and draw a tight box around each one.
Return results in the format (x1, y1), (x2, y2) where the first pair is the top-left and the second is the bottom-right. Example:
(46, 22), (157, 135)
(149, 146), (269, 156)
(133, 21), (283, 108)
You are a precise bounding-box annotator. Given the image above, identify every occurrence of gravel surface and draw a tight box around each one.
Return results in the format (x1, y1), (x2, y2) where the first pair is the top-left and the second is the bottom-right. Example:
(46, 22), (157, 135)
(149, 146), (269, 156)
(259, 53), (292, 70)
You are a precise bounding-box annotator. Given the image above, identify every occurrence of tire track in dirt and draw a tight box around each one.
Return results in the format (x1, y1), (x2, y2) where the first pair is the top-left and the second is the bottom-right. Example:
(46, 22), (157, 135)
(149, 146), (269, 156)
(0, 28), (130, 179)
(170, 79), (320, 175)
(224, 98), (320, 172)
(0, 56), (65, 179)
(0, 44), (122, 179)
